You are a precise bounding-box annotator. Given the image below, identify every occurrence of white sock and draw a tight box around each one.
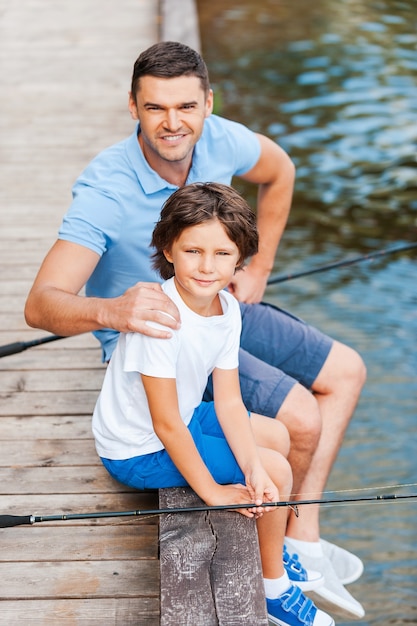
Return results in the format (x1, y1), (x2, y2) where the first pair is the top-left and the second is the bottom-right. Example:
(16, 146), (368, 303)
(285, 536), (323, 558)
(264, 572), (291, 599)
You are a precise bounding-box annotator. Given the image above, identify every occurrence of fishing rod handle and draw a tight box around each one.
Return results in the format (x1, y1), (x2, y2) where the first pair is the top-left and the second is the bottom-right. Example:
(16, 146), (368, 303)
(0, 342), (26, 357)
(0, 515), (34, 528)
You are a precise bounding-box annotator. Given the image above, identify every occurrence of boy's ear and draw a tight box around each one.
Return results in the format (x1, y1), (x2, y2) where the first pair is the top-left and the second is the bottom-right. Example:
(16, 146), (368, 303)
(163, 249), (173, 263)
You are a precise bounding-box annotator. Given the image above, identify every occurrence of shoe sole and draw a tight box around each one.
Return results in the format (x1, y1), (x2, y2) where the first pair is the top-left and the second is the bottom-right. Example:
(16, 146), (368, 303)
(320, 539), (364, 585)
(268, 610), (335, 626)
(307, 589), (365, 620)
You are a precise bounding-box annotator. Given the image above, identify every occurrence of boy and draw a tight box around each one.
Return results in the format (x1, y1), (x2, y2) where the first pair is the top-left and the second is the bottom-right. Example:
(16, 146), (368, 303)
(92, 182), (334, 626)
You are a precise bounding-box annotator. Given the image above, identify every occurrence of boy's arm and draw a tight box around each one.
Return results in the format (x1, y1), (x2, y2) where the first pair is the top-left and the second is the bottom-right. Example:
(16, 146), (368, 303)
(24, 240), (180, 338)
(141, 374), (258, 511)
(212, 367), (278, 505)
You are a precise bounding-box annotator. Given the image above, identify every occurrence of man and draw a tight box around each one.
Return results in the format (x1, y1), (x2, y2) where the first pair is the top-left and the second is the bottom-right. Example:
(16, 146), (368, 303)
(25, 41), (366, 620)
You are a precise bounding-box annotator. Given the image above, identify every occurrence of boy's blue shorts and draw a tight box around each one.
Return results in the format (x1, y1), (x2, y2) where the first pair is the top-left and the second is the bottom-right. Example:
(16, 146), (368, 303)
(204, 302), (333, 418)
(101, 401), (246, 491)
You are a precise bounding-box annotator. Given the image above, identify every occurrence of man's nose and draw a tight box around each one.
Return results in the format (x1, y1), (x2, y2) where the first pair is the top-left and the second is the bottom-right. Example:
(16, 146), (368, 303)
(164, 109), (181, 131)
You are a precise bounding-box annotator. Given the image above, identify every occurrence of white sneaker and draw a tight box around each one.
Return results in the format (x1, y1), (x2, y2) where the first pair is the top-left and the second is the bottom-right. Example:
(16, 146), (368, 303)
(320, 538), (364, 585)
(284, 537), (365, 620)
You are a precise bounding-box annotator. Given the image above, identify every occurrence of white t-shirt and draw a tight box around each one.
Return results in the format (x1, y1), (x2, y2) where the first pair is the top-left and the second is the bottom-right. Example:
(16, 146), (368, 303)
(92, 278), (241, 459)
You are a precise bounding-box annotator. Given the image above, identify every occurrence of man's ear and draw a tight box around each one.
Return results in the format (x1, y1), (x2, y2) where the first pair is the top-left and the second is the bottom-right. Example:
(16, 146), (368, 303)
(205, 89), (214, 118)
(128, 92), (139, 120)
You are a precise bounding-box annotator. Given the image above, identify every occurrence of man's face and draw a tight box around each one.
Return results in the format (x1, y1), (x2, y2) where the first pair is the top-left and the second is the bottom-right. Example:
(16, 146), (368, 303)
(129, 75), (213, 170)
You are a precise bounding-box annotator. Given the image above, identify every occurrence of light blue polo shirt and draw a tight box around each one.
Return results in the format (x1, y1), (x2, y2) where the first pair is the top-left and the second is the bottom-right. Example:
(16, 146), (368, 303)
(58, 114), (261, 361)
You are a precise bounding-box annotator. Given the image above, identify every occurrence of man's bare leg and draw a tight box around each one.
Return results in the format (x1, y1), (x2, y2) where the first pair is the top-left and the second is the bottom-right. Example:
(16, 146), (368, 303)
(284, 340), (366, 541)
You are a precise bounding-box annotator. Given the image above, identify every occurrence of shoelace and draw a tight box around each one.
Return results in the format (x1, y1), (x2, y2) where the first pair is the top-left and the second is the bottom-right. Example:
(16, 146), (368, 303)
(281, 585), (316, 624)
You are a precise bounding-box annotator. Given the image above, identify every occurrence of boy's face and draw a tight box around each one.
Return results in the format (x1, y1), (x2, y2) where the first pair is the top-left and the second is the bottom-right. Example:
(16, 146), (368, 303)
(163, 219), (240, 315)
(129, 75), (213, 171)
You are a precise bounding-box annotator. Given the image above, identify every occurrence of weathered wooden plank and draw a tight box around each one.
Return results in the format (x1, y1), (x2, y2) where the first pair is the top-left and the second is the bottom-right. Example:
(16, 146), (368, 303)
(0, 294), (43, 313)
(0, 279), (34, 295)
(0, 415), (93, 439)
(0, 390), (100, 415)
(0, 598), (160, 625)
(0, 348), (104, 371)
(0, 369), (105, 393)
(0, 331), (97, 349)
(159, 487), (268, 626)
(0, 439), (99, 467)
(0, 0), (166, 620)
(1, 492), (159, 519)
(0, 560), (159, 599)
(0, 525), (158, 561)
(0, 466), (130, 494)
(0, 264), (48, 281)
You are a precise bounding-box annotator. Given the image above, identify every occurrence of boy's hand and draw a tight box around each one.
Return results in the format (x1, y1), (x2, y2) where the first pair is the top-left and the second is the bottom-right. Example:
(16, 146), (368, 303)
(204, 483), (262, 519)
(245, 465), (279, 516)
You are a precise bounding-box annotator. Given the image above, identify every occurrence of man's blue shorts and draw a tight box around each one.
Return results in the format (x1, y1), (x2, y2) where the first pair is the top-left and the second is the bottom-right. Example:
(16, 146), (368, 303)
(204, 301), (333, 418)
(101, 401), (246, 491)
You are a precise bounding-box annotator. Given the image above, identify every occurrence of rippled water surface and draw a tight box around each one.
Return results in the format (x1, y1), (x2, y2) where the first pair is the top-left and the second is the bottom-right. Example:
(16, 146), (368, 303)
(198, 1), (417, 623)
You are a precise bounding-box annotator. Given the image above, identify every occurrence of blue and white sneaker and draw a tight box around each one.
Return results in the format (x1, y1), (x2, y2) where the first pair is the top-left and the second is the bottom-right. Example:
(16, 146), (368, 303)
(267, 584), (335, 626)
(284, 544), (324, 591)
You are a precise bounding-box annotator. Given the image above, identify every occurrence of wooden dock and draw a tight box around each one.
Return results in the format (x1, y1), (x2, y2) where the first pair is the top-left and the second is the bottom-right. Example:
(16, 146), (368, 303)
(0, 1), (199, 624)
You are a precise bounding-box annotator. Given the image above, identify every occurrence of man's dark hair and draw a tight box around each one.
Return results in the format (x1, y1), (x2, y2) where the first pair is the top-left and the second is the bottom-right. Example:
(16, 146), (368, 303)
(131, 41), (210, 100)
(151, 182), (259, 280)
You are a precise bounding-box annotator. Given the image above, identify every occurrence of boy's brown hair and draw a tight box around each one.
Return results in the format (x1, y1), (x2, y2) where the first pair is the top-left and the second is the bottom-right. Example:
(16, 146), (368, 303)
(151, 182), (258, 280)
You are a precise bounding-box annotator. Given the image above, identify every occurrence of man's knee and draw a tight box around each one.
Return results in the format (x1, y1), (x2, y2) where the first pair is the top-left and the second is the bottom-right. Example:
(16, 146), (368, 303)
(315, 340), (367, 395)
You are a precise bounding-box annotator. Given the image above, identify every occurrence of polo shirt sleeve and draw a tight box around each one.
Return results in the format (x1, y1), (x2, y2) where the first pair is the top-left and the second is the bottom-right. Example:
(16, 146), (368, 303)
(225, 118), (262, 176)
(203, 115), (262, 178)
(58, 163), (124, 257)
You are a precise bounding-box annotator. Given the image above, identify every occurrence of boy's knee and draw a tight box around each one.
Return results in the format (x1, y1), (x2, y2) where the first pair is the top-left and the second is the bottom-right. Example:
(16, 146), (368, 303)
(276, 386), (322, 454)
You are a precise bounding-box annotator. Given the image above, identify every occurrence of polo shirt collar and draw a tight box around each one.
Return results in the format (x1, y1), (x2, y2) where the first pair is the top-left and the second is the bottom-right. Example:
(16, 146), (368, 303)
(126, 124), (205, 193)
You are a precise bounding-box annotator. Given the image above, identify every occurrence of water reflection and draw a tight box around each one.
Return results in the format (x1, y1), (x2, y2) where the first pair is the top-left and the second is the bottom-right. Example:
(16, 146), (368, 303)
(198, 1), (417, 623)
(198, 0), (417, 254)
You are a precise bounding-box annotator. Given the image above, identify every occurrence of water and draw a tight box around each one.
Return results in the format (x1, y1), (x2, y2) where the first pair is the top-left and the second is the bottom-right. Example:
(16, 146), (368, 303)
(197, 1), (417, 623)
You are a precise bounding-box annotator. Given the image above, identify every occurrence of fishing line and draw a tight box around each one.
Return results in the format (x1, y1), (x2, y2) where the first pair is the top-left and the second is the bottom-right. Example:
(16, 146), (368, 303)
(1, 492), (416, 528)
(2, 243), (415, 358)
(288, 481), (417, 499)
(267, 242), (417, 286)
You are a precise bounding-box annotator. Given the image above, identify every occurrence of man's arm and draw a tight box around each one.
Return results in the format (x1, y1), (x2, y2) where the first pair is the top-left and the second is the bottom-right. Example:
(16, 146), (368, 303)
(228, 133), (295, 303)
(24, 239), (180, 338)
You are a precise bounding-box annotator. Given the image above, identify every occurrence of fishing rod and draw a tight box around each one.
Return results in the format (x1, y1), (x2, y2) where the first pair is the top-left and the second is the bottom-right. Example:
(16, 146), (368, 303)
(1, 241), (415, 359)
(0, 334), (65, 358)
(267, 241), (417, 285)
(1, 492), (416, 528)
